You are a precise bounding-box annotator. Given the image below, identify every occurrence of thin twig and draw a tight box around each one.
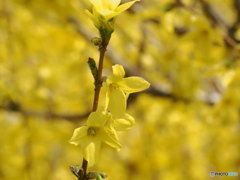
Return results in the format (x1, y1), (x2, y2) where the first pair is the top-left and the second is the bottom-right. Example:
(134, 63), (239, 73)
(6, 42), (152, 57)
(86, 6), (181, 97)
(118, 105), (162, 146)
(81, 29), (110, 180)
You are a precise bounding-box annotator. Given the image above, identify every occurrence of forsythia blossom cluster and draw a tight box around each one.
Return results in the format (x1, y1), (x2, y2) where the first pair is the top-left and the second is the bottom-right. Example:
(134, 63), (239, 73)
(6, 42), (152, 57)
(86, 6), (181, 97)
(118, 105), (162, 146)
(69, 65), (150, 167)
(69, 0), (147, 168)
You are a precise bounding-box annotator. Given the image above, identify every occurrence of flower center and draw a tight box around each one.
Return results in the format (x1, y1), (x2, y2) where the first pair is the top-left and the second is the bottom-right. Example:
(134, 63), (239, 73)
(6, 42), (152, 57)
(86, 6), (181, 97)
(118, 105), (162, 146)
(110, 83), (118, 90)
(87, 127), (97, 136)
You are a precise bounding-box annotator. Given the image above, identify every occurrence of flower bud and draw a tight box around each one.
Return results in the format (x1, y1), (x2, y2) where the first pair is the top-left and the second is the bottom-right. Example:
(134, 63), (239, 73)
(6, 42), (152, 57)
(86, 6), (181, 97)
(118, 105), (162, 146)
(69, 165), (83, 179)
(91, 37), (102, 46)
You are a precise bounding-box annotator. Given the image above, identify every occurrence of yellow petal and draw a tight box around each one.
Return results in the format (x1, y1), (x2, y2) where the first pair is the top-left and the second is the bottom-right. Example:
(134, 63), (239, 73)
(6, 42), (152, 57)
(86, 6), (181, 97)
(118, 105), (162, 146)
(117, 76), (150, 93)
(85, 9), (100, 28)
(97, 9), (118, 20)
(105, 0), (121, 10)
(116, 0), (140, 14)
(114, 113), (135, 131)
(97, 127), (122, 149)
(104, 112), (114, 128)
(69, 126), (88, 146)
(107, 64), (125, 83)
(82, 138), (101, 167)
(89, 0), (103, 10)
(107, 85), (126, 118)
(87, 107), (107, 126)
(104, 85), (110, 112)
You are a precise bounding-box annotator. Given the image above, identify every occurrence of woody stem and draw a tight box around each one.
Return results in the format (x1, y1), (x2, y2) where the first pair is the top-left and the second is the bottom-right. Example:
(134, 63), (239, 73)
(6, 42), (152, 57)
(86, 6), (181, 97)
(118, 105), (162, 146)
(81, 35), (110, 180)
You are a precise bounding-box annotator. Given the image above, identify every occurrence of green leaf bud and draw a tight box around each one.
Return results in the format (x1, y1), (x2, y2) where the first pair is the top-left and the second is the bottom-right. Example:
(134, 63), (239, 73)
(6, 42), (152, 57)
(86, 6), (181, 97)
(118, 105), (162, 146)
(91, 37), (102, 46)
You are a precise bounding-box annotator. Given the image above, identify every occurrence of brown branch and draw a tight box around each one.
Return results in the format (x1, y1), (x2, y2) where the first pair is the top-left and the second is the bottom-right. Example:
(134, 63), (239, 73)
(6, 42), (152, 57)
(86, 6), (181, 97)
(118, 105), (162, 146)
(169, 0), (240, 50)
(198, 0), (239, 50)
(228, 0), (240, 44)
(199, 0), (228, 27)
(0, 103), (89, 121)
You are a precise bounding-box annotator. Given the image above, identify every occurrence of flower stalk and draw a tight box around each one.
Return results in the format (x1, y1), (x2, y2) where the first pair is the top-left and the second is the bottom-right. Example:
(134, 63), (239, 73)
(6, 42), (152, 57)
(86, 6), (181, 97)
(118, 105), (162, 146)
(92, 38), (110, 112)
(81, 32), (112, 180)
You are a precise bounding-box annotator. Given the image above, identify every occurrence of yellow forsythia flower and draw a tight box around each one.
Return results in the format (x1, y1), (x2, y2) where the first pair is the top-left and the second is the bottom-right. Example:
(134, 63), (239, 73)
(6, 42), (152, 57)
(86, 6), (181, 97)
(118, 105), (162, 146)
(106, 64), (150, 118)
(113, 113), (135, 131)
(69, 108), (121, 167)
(86, 0), (140, 31)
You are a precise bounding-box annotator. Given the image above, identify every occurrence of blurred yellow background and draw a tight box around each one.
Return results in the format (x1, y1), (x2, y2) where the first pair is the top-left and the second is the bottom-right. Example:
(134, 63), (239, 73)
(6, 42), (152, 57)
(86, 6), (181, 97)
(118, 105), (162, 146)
(0, 0), (239, 179)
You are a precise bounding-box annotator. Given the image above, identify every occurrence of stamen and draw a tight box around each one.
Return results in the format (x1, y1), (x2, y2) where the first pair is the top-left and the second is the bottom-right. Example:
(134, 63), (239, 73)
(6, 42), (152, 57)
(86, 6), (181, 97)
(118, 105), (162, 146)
(87, 127), (96, 136)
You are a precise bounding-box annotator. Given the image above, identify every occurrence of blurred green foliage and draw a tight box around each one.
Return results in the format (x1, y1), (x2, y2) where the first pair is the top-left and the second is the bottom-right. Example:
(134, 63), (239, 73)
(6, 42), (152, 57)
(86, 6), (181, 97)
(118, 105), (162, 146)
(0, 0), (240, 180)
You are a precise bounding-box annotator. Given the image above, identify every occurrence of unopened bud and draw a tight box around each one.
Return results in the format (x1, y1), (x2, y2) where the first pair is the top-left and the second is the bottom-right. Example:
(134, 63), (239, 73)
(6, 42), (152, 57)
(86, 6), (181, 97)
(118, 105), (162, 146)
(91, 37), (102, 46)
(69, 165), (83, 179)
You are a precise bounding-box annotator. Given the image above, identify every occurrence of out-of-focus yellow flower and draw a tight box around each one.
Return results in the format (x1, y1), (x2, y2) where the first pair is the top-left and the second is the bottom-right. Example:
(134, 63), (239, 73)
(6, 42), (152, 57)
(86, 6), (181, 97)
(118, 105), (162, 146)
(88, 0), (139, 21)
(69, 108), (121, 167)
(86, 0), (140, 32)
(113, 113), (135, 131)
(106, 64), (150, 118)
